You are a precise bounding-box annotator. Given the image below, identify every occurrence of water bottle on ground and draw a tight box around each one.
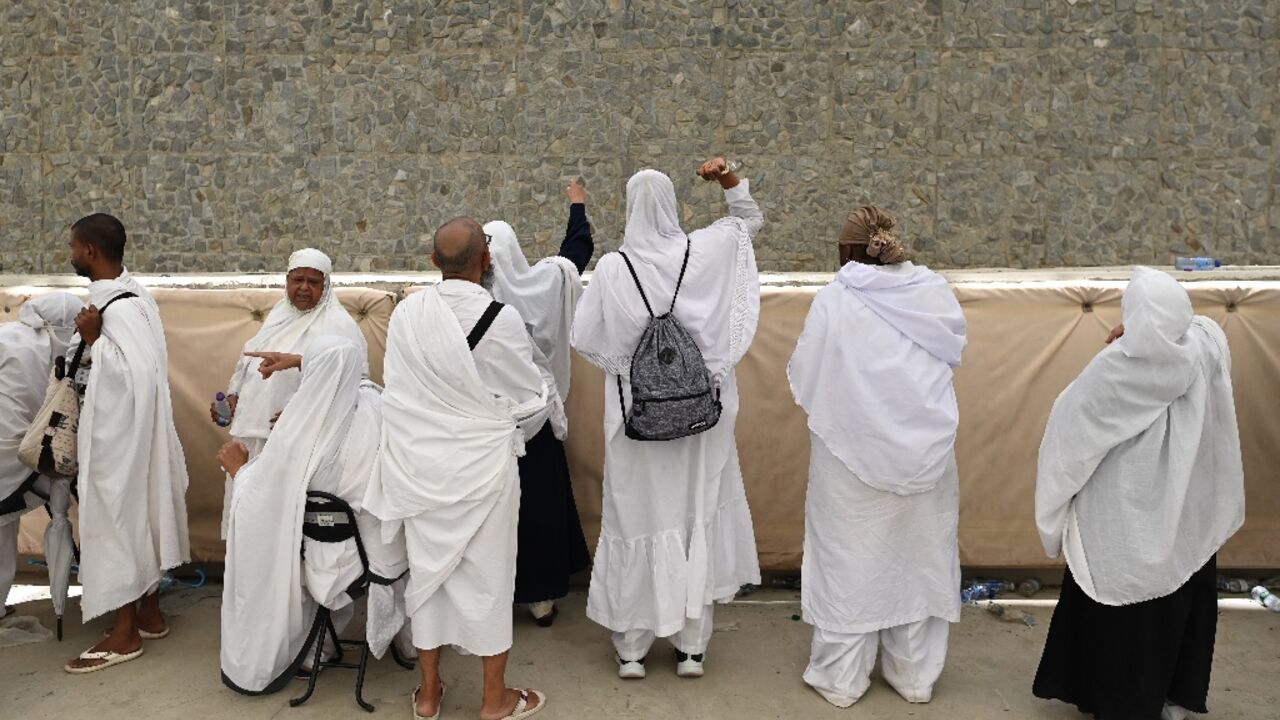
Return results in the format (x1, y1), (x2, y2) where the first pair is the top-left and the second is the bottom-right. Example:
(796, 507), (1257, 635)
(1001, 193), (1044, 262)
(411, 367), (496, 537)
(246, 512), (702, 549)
(985, 602), (1037, 627)
(1217, 576), (1251, 593)
(961, 580), (1006, 604)
(1251, 586), (1280, 612)
(1017, 578), (1042, 597)
(1174, 257), (1221, 271)
(214, 392), (232, 427)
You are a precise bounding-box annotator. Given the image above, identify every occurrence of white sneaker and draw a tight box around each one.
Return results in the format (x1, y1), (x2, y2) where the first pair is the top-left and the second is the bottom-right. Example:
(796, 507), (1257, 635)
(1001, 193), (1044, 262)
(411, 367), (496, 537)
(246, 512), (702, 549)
(675, 649), (704, 678)
(616, 654), (646, 680)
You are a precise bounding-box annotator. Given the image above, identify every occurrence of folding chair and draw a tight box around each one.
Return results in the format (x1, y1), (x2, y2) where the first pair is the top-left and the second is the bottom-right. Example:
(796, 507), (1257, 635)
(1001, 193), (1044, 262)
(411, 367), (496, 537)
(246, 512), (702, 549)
(291, 491), (376, 712)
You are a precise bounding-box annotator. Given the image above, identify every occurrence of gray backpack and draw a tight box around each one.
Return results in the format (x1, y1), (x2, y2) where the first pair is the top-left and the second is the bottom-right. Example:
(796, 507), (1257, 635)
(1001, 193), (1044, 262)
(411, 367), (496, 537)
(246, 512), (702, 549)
(617, 239), (721, 441)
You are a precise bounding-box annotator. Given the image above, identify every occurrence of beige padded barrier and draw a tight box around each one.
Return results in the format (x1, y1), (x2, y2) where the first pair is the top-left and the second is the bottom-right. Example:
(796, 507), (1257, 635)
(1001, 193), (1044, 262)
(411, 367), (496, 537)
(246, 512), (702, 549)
(3, 271), (1278, 570)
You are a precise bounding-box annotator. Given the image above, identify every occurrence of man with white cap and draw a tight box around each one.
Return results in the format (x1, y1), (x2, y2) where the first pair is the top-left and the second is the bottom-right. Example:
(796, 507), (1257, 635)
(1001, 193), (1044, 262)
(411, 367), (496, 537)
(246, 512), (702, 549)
(212, 249), (367, 538)
(0, 292), (83, 617)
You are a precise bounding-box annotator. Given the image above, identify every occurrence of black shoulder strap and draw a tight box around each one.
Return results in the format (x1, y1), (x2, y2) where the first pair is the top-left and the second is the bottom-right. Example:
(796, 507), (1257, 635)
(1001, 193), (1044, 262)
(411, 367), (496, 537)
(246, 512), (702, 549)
(669, 238), (692, 315)
(467, 301), (505, 351)
(65, 291), (139, 378)
(618, 251), (655, 319)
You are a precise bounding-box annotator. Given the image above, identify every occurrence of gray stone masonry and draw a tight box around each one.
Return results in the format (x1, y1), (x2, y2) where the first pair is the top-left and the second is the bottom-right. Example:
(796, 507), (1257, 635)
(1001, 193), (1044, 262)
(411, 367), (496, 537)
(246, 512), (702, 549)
(1, 1), (1277, 273)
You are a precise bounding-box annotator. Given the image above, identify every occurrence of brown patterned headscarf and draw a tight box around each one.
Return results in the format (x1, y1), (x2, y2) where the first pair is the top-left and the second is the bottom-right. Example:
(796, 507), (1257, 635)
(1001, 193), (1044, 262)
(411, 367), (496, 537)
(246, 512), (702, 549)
(839, 205), (909, 266)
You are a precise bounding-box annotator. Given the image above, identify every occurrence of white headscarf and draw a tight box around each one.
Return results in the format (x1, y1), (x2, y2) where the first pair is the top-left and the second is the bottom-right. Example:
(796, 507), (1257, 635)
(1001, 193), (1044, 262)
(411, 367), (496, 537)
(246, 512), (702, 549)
(482, 220), (581, 440)
(571, 170), (760, 381)
(18, 292), (84, 365)
(227, 249), (368, 439)
(789, 261), (967, 495)
(1036, 267), (1245, 605)
(221, 334), (367, 693)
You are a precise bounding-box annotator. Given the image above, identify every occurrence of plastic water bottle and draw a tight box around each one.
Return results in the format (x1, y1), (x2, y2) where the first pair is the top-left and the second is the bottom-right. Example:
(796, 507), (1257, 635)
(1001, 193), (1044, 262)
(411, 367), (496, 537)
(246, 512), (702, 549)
(1251, 586), (1280, 612)
(985, 601), (1038, 627)
(1017, 578), (1043, 597)
(1217, 576), (1251, 594)
(214, 392), (232, 427)
(1174, 257), (1222, 271)
(961, 580), (1006, 604)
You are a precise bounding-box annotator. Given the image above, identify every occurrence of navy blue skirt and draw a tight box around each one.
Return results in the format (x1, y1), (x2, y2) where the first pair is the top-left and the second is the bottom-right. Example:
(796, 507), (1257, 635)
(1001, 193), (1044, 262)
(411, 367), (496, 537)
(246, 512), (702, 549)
(1033, 555), (1218, 720)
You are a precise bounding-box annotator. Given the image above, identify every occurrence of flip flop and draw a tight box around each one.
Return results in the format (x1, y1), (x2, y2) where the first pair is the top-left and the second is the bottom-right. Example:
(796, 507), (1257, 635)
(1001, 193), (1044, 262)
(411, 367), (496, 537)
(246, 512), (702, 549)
(103, 626), (170, 640)
(64, 647), (144, 674)
(498, 689), (546, 720)
(412, 683), (446, 720)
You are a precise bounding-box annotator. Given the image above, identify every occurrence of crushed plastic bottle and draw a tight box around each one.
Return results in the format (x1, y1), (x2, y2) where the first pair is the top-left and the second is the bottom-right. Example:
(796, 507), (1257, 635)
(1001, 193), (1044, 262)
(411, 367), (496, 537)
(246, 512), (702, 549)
(961, 580), (1006, 604)
(985, 602), (1037, 627)
(1174, 257), (1222, 271)
(1217, 576), (1252, 594)
(1017, 578), (1042, 597)
(1251, 586), (1280, 612)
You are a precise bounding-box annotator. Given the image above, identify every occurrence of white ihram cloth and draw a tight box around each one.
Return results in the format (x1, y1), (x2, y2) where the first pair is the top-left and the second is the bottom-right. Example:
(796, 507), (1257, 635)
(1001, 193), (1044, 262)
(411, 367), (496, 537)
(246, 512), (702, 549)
(77, 270), (190, 621)
(222, 248), (367, 538)
(1, 293), (82, 504)
(221, 336), (386, 692)
(1037, 266), (1245, 607)
(790, 262), (966, 635)
(1, 293), (82, 613)
(483, 220), (582, 441)
(571, 172), (763, 637)
(363, 282), (546, 656)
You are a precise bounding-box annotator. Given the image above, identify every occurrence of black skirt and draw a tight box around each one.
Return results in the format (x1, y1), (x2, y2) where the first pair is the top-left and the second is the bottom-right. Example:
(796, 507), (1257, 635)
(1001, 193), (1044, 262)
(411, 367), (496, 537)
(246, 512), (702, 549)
(1033, 555), (1218, 720)
(513, 423), (591, 604)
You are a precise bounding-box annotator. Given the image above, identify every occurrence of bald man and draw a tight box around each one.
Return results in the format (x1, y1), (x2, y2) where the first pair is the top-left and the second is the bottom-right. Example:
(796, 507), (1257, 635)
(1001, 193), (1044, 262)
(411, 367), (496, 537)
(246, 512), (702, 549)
(364, 217), (549, 720)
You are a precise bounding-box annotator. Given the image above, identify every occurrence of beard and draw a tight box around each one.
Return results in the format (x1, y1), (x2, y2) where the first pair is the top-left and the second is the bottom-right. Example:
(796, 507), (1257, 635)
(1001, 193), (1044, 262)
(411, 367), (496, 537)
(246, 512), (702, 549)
(71, 259), (91, 278)
(480, 266), (496, 293)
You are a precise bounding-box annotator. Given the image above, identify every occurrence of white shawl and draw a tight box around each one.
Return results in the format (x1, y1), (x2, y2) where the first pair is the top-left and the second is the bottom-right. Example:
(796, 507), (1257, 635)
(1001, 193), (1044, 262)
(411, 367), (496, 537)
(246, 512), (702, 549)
(77, 270), (190, 621)
(789, 262), (967, 495)
(571, 171), (760, 382)
(1, 293), (82, 503)
(1036, 267), (1245, 606)
(364, 288), (546, 522)
(483, 220), (582, 440)
(227, 249), (367, 439)
(221, 335), (366, 693)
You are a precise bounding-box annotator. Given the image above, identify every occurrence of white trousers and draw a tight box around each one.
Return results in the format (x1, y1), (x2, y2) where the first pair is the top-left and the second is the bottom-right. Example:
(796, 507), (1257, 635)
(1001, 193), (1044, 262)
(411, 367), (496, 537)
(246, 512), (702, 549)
(612, 604), (716, 661)
(0, 517), (17, 616)
(804, 617), (950, 707)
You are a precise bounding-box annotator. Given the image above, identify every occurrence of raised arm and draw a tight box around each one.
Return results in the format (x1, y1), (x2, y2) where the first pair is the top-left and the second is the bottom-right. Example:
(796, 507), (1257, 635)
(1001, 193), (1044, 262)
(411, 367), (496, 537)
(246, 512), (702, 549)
(558, 179), (595, 273)
(697, 157), (764, 241)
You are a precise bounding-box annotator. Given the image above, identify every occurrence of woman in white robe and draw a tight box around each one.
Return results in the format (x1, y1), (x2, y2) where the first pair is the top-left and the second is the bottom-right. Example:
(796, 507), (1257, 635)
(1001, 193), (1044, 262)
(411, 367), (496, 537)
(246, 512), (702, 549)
(219, 335), (400, 694)
(217, 248), (367, 538)
(1033, 267), (1244, 720)
(0, 293), (82, 616)
(571, 159), (763, 678)
(788, 206), (967, 707)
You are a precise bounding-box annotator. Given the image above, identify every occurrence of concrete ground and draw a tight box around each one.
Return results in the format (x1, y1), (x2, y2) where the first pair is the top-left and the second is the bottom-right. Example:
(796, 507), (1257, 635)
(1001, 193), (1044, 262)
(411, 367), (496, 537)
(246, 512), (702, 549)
(3, 573), (1279, 720)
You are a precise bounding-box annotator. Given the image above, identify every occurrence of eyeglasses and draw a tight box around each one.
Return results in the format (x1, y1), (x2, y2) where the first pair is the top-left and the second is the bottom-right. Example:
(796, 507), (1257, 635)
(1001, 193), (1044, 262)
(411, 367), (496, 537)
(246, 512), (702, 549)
(484, 233), (492, 247)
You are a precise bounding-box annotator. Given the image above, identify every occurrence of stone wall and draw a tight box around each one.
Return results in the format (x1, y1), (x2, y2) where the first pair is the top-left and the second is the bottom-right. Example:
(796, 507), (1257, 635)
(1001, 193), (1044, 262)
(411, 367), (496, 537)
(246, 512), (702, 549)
(1, 1), (1277, 273)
